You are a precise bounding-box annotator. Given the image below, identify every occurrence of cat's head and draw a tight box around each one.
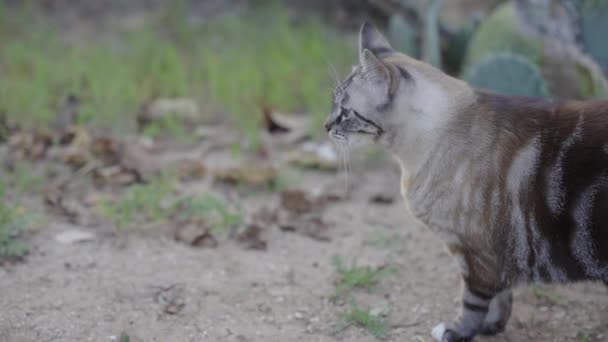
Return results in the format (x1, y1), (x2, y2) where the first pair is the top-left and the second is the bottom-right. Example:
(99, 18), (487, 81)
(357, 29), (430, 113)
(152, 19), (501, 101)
(325, 23), (463, 151)
(325, 23), (405, 148)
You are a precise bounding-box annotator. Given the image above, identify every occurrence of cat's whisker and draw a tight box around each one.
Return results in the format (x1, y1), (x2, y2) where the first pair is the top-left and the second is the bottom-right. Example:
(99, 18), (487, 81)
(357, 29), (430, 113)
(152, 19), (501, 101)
(326, 60), (341, 87)
(339, 142), (350, 194)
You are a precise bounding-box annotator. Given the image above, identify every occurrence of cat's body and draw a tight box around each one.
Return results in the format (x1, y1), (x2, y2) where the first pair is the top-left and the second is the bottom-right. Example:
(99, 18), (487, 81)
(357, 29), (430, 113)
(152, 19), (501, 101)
(326, 23), (608, 341)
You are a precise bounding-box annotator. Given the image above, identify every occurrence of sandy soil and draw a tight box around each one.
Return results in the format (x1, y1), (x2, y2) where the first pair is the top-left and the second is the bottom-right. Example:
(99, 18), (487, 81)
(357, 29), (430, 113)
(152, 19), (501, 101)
(1, 153), (607, 342)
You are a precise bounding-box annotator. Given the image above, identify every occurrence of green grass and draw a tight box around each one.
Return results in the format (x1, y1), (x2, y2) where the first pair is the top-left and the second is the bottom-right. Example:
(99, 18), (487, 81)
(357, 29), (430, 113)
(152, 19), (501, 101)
(173, 194), (241, 238)
(5, 161), (43, 196)
(100, 175), (175, 229)
(0, 182), (28, 260)
(340, 303), (388, 340)
(0, 2), (354, 144)
(332, 255), (398, 296)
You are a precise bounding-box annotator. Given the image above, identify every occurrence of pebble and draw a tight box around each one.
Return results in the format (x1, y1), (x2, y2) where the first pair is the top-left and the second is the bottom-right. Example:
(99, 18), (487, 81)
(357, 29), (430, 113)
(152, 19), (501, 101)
(54, 229), (95, 244)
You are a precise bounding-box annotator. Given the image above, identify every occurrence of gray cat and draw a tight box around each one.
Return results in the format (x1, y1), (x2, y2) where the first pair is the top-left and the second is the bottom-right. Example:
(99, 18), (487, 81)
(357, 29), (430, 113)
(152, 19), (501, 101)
(326, 23), (608, 341)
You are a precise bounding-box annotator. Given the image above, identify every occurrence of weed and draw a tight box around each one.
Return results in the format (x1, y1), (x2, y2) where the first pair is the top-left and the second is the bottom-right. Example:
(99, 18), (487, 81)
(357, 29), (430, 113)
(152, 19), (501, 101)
(0, 182), (27, 260)
(119, 332), (130, 342)
(141, 116), (191, 143)
(332, 255), (398, 296)
(173, 194), (241, 238)
(340, 303), (388, 340)
(7, 161), (43, 195)
(100, 175), (175, 229)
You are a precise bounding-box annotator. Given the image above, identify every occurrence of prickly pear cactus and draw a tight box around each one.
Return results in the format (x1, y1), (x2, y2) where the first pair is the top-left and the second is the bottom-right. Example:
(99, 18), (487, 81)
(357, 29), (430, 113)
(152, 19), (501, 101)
(578, 0), (608, 75)
(464, 53), (550, 98)
(463, 2), (542, 71)
(388, 14), (418, 57)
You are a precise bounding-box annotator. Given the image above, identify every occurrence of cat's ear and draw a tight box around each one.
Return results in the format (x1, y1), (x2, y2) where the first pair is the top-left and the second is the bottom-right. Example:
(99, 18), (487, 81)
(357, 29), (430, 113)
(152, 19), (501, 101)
(359, 22), (392, 62)
(361, 49), (390, 84)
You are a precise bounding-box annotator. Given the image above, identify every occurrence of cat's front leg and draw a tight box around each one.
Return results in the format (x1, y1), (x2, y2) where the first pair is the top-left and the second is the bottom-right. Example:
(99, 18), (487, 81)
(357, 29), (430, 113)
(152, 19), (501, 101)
(480, 289), (512, 335)
(432, 283), (513, 342)
(431, 281), (499, 342)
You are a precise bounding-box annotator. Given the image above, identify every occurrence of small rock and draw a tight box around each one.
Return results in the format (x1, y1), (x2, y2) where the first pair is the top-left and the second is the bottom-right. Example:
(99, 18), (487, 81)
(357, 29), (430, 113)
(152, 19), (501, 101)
(54, 229), (95, 244)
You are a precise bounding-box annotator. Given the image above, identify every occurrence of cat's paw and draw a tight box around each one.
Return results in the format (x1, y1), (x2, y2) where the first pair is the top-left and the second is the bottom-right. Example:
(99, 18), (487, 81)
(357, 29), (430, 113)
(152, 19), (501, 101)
(431, 322), (473, 342)
(479, 320), (506, 336)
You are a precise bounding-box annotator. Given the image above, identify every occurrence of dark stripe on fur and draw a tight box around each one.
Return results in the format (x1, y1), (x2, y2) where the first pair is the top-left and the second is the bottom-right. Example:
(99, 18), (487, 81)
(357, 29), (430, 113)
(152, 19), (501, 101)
(463, 301), (489, 313)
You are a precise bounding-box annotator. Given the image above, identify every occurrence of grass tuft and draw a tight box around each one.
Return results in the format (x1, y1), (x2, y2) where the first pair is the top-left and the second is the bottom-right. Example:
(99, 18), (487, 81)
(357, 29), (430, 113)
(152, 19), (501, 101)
(100, 175), (175, 229)
(0, 182), (28, 259)
(174, 194), (241, 238)
(340, 303), (388, 340)
(332, 255), (398, 296)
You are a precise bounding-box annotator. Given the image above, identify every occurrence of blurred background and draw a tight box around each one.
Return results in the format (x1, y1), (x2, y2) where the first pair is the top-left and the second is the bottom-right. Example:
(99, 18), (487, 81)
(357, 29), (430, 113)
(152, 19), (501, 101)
(1, 1), (608, 341)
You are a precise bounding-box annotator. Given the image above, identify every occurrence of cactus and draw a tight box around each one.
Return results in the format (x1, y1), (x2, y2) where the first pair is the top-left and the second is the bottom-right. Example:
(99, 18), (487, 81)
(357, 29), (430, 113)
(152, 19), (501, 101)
(388, 14), (418, 57)
(463, 2), (542, 71)
(421, 0), (443, 68)
(443, 18), (479, 74)
(464, 53), (550, 98)
(578, 0), (608, 75)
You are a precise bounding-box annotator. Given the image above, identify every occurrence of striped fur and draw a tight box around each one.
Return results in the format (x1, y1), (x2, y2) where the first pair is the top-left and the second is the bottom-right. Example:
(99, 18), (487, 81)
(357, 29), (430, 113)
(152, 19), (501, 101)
(326, 23), (608, 342)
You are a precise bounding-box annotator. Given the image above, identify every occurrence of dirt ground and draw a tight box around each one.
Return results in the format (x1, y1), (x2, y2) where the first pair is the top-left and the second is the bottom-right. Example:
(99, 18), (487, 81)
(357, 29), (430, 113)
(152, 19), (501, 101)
(1, 147), (607, 342)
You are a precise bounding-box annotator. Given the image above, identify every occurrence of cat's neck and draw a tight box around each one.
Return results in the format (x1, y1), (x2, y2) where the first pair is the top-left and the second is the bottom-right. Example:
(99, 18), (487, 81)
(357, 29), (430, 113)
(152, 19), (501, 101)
(382, 66), (476, 177)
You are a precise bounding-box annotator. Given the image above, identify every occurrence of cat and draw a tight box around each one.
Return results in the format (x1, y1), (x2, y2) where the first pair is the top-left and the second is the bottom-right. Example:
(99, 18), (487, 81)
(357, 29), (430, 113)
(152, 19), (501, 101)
(325, 22), (608, 342)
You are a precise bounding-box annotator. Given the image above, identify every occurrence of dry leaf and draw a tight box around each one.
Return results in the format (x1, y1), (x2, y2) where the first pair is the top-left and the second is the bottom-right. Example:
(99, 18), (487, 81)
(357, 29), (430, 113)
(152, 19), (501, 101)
(280, 189), (316, 214)
(236, 224), (267, 250)
(262, 111), (311, 144)
(44, 189), (80, 223)
(91, 137), (123, 166)
(214, 165), (276, 186)
(278, 212), (330, 242)
(262, 106), (290, 134)
(175, 159), (206, 181)
(8, 131), (53, 159)
(93, 165), (142, 186)
(173, 219), (218, 248)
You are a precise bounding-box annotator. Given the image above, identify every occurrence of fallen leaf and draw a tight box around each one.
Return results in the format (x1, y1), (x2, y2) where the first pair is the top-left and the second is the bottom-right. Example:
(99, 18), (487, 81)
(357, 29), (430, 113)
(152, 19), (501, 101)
(91, 137), (123, 166)
(280, 189), (316, 214)
(236, 224), (267, 250)
(54, 229), (95, 244)
(45, 189), (80, 223)
(262, 111), (311, 144)
(175, 159), (206, 181)
(278, 212), (331, 242)
(262, 106), (290, 134)
(8, 131), (53, 160)
(92, 165), (142, 186)
(214, 165), (277, 187)
(173, 219), (218, 248)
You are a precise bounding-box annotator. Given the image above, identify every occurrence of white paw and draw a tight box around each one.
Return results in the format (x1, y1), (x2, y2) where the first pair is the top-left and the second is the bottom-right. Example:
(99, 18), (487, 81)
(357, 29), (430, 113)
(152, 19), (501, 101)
(431, 322), (446, 341)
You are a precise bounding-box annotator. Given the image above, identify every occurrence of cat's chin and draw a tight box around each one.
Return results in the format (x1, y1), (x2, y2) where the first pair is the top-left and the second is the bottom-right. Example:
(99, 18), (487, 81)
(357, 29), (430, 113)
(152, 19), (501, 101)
(333, 132), (375, 149)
